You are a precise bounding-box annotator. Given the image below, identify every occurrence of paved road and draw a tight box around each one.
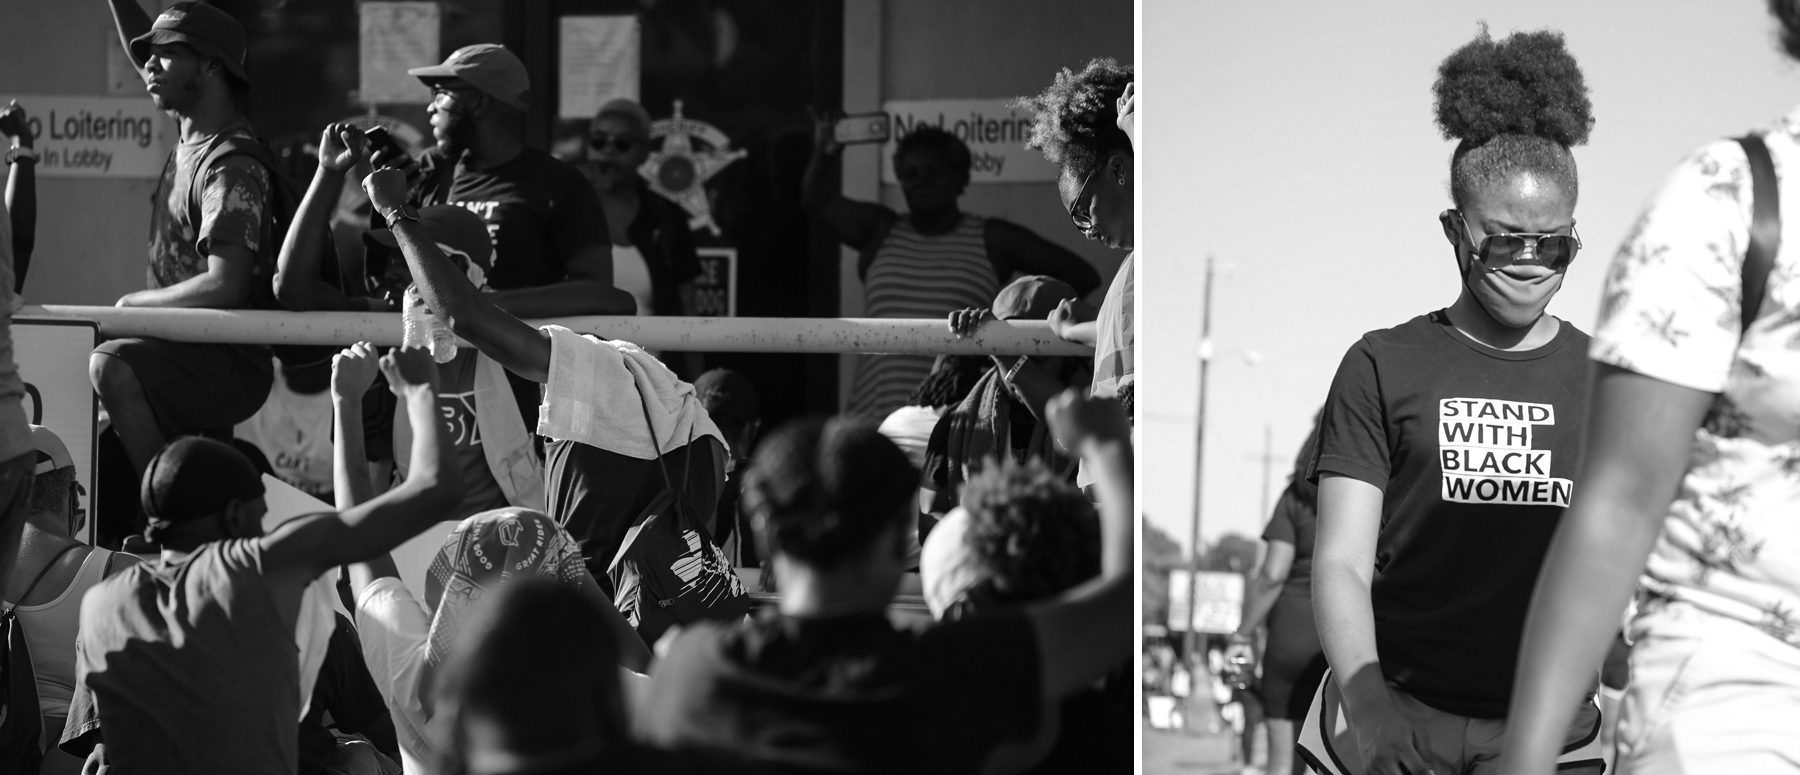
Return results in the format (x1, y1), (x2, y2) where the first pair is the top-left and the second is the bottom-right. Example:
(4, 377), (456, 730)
(1144, 694), (1264, 775)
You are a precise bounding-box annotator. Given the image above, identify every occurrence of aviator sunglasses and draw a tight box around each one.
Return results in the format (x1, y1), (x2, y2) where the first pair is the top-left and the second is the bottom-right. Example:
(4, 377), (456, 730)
(589, 133), (644, 153)
(1453, 211), (1582, 271)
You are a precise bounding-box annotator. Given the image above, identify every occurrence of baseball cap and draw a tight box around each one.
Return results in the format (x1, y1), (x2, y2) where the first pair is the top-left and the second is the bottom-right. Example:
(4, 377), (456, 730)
(129, 2), (250, 86)
(29, 425), (74, 476)
(364, 204), (495, 274)
(594, 98), (653, 132)
(409, 44), (531, 112)
(695, 369), (760, 430)
(990, 275), (1079, 322)
(141, 437), (264, 525)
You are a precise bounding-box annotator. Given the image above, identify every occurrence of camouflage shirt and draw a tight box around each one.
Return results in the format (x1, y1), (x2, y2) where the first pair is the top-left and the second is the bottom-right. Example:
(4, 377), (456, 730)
(147, 126), (274, 301)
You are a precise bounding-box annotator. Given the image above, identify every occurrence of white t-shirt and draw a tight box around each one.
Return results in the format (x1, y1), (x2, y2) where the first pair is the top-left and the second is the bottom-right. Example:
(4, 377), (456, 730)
(353, 577), (433, 773)
(878, 404), (945, 471)
(235, 363), (334, 499)
(612, 243), (655, 316)
(1592, 108), (1800, 646)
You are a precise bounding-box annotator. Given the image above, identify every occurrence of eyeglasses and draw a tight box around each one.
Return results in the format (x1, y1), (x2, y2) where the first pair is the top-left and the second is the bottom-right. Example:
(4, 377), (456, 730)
(589, 133), (644, 153)
(1454, 211), (1582, 271)
(430, 85), (479, 107)
(1067, 167), (1098, 233)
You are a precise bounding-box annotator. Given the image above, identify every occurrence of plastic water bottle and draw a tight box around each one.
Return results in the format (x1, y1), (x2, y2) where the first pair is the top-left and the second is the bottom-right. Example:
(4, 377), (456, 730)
(402, 284), (457, 363)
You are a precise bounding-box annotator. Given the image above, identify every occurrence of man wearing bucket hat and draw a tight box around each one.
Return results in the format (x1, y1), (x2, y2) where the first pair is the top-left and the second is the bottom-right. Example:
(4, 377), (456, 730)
(94, 1), (282, 493)
(381, 44), (635, 432)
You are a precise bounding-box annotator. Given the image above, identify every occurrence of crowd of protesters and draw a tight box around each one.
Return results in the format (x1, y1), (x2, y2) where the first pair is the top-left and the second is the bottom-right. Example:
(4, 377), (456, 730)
(0, 1), (1134, 773)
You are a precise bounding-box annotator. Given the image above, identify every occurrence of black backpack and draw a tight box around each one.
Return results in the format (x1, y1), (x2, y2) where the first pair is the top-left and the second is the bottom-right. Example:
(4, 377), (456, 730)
(0, 544), (80, 774)
(1737, 133), (1782, 336)
(177, 132), (345, 368)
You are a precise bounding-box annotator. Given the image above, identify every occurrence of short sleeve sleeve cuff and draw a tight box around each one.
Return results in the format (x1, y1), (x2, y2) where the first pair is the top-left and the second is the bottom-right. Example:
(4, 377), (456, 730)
(1590, 140), (1753, 394)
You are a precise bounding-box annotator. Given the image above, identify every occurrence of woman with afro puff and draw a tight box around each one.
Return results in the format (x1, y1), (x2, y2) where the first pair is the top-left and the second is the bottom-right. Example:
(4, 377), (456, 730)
(1012, 57), (1135, 492)
(1301, 28), (1605, 775)
(1503, 3), (1800, 773)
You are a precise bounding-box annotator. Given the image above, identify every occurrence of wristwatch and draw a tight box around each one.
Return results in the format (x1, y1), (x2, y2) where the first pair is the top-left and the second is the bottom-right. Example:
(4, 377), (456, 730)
(5, 146), (36, 165)
(375, 201), (419, 223)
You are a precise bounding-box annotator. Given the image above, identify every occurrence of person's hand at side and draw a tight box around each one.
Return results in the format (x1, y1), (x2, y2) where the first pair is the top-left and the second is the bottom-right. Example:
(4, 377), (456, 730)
(331, 342), (380, 403)
(948, 306), (994, 339)
(1348, 686), (1437, 775)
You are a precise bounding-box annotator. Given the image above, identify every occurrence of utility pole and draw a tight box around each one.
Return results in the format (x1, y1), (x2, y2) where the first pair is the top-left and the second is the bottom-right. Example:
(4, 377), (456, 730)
(1259, 422), (1275, 521)
(1185, 255), (1215, 658)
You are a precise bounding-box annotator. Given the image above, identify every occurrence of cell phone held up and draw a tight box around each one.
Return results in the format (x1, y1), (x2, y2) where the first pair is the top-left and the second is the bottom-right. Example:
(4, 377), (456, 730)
(362, 126), (408, 170)
(833, 113), (891, 145)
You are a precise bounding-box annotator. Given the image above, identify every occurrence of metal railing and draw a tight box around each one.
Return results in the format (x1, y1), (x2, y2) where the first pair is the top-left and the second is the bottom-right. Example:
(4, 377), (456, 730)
(21, 305), (1092, 356)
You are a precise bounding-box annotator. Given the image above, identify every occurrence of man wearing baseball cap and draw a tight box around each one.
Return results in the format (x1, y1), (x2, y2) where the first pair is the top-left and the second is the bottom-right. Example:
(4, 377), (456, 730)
(279, 126), (546, 521)
(94, 1), (282, 497)
(60, 347), (460, 774)
(382, 43), (635, 431)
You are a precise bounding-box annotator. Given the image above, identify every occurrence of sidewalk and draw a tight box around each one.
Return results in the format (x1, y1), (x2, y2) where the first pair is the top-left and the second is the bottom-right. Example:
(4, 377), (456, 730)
(1143, 694), (1264, 775)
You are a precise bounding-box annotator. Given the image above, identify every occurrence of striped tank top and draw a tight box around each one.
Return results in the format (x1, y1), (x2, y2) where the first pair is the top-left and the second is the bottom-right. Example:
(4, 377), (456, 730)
(849, 213), (998, 418)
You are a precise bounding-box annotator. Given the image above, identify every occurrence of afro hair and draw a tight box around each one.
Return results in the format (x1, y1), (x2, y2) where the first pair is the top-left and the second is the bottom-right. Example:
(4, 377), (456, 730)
(1010, 57), (1133, 181)
(1772, 0), (1800, 61)
(1433, 26), (1594, 208)
(954, 457), (1102, 609)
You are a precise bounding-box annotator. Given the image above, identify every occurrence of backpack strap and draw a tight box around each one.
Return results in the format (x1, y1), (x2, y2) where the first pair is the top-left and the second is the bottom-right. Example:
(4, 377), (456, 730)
(3, 544), (82, 614)
(1736, 133), (1781, 335)
(630, 378), (708, 537)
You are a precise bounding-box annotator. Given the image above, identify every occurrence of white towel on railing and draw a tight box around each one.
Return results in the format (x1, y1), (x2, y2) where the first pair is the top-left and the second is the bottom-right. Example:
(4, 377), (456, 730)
(538, 325), (724, 459)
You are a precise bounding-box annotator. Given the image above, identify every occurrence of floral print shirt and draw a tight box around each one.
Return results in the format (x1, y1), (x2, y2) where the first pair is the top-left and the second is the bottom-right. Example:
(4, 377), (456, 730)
(147, 126), (272, 298)
(1593, 107), (1800, 646)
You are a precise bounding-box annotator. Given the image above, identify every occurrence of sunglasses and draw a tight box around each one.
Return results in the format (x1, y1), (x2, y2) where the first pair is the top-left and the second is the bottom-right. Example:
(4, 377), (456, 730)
(589, 133), (644, 153)
(1453, 211), (1582, 271)
(1067, 167), (1098, 233)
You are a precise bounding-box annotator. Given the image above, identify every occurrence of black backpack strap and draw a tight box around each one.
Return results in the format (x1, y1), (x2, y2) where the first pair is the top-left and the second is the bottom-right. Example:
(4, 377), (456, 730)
(1736, 134), (1781, 335)
(4, 544), (82, 613)
(631, 377), (708, 535)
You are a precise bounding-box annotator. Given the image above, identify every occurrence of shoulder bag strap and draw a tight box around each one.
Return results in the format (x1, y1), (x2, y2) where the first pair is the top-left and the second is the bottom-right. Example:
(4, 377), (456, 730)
(1736, 134), (1781, 335)
(3, 544), (82, 613)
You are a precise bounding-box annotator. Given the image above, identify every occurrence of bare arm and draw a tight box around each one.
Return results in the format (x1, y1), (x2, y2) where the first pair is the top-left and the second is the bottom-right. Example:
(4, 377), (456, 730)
(1315, 474), (1434, 775)
(105, 0), (154, 67)
(985, 219), (1101, 297)
(117, 248), (256, 308)
(2, 103), (36, 292)
(485, 246), (637, 318)
(1048, 298), (1100, 348)
(1499, 365), (1711, 775)
(261, 347), (462, 581)
(1027, 391), (1132, 701)
(365, 167), (556, 382)
(329, 343), (406, 600)
(1236, 540), (1294, 637)
(801, 115), (896, 252)
(276, 124), (377, 312)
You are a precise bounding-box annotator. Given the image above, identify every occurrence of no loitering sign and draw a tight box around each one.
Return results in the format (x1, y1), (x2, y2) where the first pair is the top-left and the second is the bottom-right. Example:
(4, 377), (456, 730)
(880, 99), (1060, 185)
(0, 94), (169, 179)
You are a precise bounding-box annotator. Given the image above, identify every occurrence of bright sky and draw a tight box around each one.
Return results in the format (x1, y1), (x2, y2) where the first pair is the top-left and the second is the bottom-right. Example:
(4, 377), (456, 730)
(1142, 1), (1800, 553)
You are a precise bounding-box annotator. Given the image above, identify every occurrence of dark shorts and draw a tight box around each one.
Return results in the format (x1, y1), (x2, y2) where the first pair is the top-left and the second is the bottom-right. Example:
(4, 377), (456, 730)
(1260, 590), (1328, 720)
(94, 338), (274, 436)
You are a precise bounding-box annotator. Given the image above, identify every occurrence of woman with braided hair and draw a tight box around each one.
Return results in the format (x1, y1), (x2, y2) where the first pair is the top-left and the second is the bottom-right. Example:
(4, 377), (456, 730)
(1502, 3), (1800, 773)
(1302, 28), (1604, 775)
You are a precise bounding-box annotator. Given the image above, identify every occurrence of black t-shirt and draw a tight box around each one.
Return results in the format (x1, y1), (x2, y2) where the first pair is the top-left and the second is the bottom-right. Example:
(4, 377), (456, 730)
(414, 147), (608, 290)
(1260, 482), (1317, 599)
(1308, 310), (1589, 718)
(544, 436), (726, 597)
(637, 610), (1042, 775)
